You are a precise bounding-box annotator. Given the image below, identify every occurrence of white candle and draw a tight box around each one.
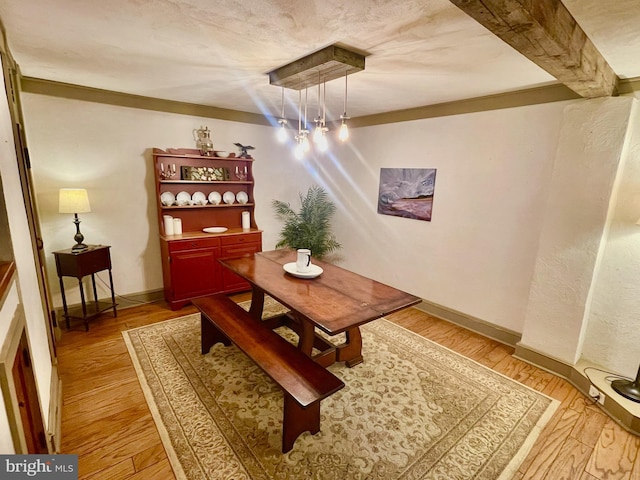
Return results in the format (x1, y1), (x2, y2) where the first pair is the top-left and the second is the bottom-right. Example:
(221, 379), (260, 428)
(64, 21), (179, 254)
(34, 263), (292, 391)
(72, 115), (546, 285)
(244, 165), (247, 175)
(161, 162), (164, 172)
(172, 164), (176, 173)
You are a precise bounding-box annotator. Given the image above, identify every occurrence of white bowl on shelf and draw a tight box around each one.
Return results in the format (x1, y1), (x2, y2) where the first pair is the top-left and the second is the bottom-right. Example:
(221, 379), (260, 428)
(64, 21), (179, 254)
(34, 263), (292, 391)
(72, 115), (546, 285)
(223, 191), (235, 204)
(176, 191), (192, 206)
(192, 191), (207, 205)
(208, 191), (222, 205)
(160, 191), (175, 206)
(236, 191), (248, 204)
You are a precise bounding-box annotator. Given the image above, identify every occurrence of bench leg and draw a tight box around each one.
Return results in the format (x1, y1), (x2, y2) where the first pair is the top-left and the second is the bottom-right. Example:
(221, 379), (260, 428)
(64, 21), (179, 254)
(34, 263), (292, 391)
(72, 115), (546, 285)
(282, 394), (321, 453)
(201, 315), (231, 354)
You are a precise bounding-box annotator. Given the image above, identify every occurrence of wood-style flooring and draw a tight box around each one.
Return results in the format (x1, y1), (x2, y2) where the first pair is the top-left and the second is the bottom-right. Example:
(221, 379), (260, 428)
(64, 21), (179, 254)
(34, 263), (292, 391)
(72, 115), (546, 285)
(56, 295), (640, 479)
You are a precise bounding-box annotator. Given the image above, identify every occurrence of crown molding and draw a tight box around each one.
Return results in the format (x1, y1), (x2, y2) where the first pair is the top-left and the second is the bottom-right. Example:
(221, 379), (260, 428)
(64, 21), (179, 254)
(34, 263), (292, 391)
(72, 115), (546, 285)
(20, 77), (274, 126)
(21, 75), (640, 129)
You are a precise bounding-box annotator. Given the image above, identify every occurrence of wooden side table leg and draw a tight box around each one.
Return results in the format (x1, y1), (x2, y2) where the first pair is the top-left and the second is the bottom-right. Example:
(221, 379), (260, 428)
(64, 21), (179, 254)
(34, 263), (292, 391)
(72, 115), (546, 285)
(78, 279), (88, 331)
(90, 273), (99, 308)
(59, 276), (70, 329)
(108, 268), (117, 317)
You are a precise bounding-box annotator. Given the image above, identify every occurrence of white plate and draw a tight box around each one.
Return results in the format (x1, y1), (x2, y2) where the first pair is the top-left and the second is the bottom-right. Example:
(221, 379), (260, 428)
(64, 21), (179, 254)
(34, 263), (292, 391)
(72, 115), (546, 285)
(192, 191), (207, 205)
(203, 227), (228, 233)
(223, 191), (235, 204)
(160, 191), (175, 206)
(236, 191), (248, 204)
(208, 191), (222, 205)
(176, 191), (192, 206)
(283, 262), (323, 279)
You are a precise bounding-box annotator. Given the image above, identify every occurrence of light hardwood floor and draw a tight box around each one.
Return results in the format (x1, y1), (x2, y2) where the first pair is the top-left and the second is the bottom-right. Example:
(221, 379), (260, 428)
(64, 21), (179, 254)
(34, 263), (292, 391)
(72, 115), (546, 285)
(56, 296), (640, 479)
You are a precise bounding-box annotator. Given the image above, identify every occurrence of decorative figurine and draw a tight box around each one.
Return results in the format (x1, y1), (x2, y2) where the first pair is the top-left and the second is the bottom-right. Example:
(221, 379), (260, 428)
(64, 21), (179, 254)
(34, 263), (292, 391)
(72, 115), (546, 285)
(234, 143), (255, 158)
(195, 126), (215, 156)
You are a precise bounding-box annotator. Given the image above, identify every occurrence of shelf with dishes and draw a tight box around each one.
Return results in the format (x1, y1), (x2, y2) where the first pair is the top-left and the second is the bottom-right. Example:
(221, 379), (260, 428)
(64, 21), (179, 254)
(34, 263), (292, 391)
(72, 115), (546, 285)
(161, 203), (255, 210)
(159, 180), (253, 185)
(160, 190), (250, 207)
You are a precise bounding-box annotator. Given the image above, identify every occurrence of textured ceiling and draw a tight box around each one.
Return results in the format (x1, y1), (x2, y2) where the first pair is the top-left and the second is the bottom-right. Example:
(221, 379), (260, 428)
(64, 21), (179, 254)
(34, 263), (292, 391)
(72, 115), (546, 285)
(0, 0), (638, 123)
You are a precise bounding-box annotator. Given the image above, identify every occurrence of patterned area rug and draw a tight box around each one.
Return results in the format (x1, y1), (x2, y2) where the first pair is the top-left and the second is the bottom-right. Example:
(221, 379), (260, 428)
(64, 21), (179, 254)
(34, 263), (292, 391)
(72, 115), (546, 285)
(123, 299), (557, 480)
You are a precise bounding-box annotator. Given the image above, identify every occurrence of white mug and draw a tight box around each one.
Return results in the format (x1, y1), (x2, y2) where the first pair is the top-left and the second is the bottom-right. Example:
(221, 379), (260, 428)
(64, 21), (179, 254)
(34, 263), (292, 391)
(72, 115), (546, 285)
(296, 249), (312, 273)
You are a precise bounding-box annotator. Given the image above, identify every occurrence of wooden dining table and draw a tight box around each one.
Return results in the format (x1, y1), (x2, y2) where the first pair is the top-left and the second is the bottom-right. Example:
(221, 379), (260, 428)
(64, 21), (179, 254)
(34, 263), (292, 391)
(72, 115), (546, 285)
(219, 249), (421, 367)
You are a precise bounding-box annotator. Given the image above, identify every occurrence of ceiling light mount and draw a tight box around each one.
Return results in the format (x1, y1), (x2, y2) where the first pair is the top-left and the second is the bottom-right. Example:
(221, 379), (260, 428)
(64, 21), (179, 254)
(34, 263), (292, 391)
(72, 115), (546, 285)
(268, 44), (365, 90)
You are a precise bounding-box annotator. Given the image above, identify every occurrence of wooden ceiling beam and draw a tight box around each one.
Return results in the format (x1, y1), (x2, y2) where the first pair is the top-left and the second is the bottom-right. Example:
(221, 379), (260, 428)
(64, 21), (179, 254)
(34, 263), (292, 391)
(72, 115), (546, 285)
(449, 0), (618, 98)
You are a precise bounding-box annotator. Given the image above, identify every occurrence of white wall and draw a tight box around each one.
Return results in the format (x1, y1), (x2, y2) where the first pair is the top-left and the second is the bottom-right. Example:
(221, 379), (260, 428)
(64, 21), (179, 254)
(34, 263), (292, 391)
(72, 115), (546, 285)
(519, 97), (635, 365)
(581, 99), (640, 377)
(322, 102), (567, 333)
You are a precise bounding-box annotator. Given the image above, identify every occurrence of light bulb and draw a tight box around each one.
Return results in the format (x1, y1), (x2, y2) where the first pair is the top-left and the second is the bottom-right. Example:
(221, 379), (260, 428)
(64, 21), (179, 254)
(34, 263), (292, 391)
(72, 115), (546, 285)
(277, 124), (287, 143)
(339, 120), (349, 142)
(294, 141), (305, 159)
(313, 124), (323, 144)
(302, 134), (310, 153)
(317, 133), (328, 152)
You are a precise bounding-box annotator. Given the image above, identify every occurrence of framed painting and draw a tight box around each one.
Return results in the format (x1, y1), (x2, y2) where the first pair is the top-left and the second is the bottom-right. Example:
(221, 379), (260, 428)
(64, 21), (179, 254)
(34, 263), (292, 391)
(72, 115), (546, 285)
(377, 168), (437, 221)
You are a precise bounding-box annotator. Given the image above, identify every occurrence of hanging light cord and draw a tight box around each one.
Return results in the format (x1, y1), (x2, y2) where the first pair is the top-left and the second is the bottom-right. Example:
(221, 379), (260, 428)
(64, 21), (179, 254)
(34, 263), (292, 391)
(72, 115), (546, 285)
(322, 80), (326, 126)
(297, 89), (302, 135)
(343, 70), (348, 116)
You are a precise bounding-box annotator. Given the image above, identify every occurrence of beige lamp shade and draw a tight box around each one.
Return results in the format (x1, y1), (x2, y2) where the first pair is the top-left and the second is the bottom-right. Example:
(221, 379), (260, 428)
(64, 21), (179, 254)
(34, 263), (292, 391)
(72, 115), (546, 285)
(59, 188), (91, 214)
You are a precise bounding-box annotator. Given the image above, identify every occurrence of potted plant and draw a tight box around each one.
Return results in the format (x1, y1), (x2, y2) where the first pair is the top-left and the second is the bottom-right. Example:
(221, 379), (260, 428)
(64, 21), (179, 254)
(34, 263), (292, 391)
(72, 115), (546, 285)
(272, 185), (341, 259)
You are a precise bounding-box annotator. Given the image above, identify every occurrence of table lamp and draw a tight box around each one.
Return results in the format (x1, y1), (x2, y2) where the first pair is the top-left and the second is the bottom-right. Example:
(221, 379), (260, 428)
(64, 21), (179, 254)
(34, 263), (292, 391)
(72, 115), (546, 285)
(59, 188), (91, 252)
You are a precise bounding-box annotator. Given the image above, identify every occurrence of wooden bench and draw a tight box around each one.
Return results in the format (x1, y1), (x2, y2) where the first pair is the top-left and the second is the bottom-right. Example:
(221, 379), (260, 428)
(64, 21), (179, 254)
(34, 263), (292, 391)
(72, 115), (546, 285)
(193, 294), (345, 453)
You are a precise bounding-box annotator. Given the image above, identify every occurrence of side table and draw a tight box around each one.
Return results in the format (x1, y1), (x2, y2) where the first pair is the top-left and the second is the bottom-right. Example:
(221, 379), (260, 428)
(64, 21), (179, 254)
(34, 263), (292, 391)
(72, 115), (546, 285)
(52, 245), (117, 331)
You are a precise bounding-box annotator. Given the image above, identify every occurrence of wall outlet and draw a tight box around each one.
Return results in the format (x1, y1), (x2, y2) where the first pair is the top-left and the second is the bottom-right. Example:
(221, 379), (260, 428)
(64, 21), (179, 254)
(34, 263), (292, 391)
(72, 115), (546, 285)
(589, 385), (606, 405)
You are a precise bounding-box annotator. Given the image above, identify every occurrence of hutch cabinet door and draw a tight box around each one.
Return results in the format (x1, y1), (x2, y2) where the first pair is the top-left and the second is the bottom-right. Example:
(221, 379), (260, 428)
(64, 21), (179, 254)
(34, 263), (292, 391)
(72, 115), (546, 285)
(170, 247), (221, 300)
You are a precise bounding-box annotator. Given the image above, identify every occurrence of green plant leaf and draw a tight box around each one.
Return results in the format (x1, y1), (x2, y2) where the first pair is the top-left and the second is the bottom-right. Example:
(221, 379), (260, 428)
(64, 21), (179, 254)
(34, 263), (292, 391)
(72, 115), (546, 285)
(272, 185), (341, 258)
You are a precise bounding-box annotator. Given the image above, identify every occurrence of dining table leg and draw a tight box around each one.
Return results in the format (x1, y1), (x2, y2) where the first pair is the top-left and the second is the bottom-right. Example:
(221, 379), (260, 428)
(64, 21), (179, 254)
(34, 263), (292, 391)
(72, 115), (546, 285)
(291, 312), (338, 367)
(249, 286), (265, 320)
(336, 327), (364, 367)
(296, 314), (315, 356)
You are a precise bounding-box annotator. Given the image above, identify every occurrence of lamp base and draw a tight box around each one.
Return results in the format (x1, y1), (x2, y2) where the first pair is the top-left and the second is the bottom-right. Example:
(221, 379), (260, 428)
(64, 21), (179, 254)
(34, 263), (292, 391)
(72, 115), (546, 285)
(71, 243), (88, 253)
(71, 214), (88, 253)
(611, 379), (640, 403)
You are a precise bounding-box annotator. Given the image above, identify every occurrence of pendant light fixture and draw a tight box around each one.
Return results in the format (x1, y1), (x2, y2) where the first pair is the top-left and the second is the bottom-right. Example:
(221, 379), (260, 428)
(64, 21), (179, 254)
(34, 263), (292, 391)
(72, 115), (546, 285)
(267, 44), (365, 157)
(276, 86), (288, 143)
(339, 69), (350, 142)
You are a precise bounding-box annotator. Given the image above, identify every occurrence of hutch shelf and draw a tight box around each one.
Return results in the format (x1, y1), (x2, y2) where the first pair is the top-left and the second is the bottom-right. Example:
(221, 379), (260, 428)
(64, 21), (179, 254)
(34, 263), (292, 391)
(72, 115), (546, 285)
(153, 148), (262, 310)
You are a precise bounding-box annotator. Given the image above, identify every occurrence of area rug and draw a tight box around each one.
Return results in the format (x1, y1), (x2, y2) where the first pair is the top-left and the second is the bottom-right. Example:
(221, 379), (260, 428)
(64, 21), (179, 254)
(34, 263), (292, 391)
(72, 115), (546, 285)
(123, 299), (558, 480)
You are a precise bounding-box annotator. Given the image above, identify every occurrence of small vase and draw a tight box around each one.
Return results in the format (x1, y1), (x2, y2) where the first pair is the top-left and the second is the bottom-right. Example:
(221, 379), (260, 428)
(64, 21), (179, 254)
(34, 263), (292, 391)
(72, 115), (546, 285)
(195, 126), (214, 156)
